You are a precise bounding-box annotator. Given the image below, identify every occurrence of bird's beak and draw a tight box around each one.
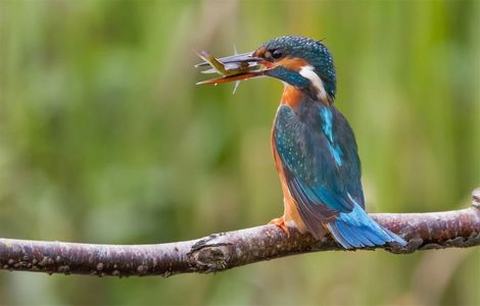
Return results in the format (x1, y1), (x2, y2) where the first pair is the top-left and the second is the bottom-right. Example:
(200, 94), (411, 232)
(195, 51), (269, 85)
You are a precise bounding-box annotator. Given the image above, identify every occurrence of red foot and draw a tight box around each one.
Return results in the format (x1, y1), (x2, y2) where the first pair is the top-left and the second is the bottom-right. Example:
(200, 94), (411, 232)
(269, 216), (290, 237)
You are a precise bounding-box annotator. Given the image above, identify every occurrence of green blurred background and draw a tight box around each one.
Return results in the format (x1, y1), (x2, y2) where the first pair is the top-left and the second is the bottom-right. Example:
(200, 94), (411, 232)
(0, 0), (479, 305)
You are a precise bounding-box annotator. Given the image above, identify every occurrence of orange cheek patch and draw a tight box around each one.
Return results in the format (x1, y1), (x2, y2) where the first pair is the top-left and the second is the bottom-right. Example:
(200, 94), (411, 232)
(275, 57), (309, 71)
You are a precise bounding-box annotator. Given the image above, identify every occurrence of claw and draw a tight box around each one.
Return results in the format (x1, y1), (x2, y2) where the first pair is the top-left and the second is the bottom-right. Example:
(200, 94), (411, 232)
(269, 216), (290, 237)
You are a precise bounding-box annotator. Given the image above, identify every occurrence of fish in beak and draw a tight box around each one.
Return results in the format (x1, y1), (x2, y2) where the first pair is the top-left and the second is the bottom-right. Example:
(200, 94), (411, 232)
(195, 50), (269, 85)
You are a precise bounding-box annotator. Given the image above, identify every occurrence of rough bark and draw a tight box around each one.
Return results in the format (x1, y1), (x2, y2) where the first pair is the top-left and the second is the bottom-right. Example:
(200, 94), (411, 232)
(1, 188), (479, 278)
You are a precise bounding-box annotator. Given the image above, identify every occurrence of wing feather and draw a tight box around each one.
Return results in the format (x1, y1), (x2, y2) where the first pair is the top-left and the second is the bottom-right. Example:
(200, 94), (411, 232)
(274, 104), (364, 233)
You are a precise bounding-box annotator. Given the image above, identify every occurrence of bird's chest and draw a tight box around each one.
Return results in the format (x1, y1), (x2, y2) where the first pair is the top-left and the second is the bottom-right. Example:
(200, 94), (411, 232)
(280, 85), (304, 110)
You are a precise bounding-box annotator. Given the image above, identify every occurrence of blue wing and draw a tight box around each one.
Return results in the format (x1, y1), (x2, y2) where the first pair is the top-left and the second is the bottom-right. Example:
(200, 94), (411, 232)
(274, 103), (363, 214)
(274, 103), (405, 248)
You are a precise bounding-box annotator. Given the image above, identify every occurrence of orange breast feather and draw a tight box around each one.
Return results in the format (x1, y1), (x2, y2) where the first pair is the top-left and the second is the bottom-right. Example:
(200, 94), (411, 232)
(281, 85), (303, 109)
(271, 134), (307, 233)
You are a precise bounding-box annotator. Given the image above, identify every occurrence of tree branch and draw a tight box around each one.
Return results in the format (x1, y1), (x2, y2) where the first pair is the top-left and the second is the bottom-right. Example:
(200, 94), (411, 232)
(1, 188), (479, 278)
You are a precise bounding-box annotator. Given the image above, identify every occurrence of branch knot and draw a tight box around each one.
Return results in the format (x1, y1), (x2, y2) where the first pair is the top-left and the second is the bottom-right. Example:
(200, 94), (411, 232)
(187, 233), (233, 273)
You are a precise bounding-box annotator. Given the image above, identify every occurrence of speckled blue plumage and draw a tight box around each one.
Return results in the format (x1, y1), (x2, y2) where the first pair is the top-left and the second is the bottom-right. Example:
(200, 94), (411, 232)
(273, 95), (405, 248)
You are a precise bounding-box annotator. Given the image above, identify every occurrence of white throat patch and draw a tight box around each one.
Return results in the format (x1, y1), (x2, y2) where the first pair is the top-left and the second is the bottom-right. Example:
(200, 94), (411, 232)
(299, 65), (327, 101)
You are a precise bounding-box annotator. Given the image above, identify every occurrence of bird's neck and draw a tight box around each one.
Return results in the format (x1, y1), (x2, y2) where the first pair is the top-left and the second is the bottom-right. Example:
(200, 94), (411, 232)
(281, 85), (304, 109)
(281, 85), (331, 110)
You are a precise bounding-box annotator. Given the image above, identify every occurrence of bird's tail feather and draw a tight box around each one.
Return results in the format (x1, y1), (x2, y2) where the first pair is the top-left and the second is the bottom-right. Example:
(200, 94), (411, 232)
(326, 204), (406, 249)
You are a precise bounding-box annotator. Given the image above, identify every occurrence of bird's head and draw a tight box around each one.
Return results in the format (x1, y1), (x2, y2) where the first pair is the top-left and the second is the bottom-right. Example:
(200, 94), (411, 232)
(196, 35), (336, 102)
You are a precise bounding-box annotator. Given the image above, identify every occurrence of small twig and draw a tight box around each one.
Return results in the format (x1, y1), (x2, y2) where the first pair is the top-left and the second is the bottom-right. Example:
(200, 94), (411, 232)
(1, 188), (479, 277)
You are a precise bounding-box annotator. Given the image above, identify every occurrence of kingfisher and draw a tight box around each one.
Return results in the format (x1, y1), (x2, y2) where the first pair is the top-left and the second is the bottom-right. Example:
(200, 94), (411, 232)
(196, 35), (406, 249)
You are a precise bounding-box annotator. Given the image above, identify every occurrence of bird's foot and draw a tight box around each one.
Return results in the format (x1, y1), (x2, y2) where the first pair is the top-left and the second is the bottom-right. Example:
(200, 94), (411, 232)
(269, 216), (290, 237)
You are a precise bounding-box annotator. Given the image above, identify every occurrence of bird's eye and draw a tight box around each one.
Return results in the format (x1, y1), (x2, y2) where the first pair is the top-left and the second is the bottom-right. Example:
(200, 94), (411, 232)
(271, 49), (283, 59)
(264, 49), (283, 61)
